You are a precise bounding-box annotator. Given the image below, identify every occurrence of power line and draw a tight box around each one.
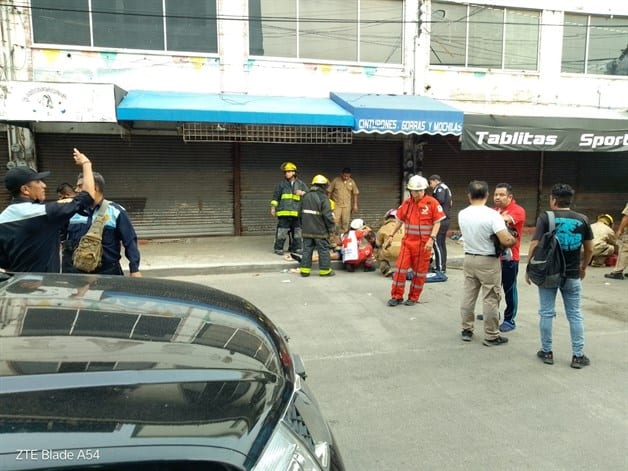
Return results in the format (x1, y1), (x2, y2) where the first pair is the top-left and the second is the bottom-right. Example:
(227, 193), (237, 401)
(6, 2), (627, 28)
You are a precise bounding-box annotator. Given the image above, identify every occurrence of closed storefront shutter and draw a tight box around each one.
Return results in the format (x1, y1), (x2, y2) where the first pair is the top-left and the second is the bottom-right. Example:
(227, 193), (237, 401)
(422, 136), (541, 228)
(542, 151), (628, 222)
(35, 134), (234, 238)
(240, 139), (403, 234)
(0, 132), (9, 207)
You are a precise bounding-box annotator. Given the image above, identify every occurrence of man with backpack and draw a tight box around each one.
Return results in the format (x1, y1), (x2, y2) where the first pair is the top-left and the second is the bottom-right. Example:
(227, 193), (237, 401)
(526, 183), (593, 369)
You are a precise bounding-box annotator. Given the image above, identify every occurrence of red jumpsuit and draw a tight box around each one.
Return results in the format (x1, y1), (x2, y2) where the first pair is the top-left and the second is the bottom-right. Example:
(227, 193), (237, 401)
(390, 195), (446, 302)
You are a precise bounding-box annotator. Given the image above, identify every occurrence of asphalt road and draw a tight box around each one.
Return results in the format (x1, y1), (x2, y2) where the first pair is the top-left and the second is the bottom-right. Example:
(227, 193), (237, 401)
(166, 268), (628, 471)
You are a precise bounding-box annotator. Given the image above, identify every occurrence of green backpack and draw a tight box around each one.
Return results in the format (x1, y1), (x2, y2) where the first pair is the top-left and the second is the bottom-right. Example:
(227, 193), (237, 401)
(72, 200), (109, 273)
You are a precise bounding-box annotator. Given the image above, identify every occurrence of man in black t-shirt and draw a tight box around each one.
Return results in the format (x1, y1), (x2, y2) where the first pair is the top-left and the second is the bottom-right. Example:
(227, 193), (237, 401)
(526, 183), (593, 369)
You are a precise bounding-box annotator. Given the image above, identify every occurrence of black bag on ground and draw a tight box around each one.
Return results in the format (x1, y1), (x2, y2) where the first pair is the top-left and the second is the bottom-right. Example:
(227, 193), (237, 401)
(526, 211), (566, 288)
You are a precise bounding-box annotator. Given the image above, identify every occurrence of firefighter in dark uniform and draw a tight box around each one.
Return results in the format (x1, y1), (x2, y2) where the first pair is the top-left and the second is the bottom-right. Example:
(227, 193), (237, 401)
(299, 174), (336, 277)
(270, 162), (309, 255)
(0, 148), (95, 273)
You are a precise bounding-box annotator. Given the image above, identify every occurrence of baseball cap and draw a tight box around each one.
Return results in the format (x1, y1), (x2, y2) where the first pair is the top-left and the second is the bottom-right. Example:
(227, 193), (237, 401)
(428, 174), (441, 181)
(5, 167), (51, 192)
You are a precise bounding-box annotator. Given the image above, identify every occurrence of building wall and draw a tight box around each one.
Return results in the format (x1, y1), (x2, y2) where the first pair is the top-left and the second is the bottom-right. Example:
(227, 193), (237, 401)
(5, 1), (624, 110)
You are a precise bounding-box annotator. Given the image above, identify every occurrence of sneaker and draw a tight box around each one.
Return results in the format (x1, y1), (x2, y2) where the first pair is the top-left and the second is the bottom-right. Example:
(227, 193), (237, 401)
(482, 336), (509, 347)
(461, 330), (473, 342)
(604, 272), (624, 280)
(320, 270), (336, 277)
(387, 298), (402, 307)
(476, 314), (484, 321)
(537, 350), (554, 365)
(499, 321), (516, 332)
(570, 354), (590, 369)
(403, 299), (417, 306)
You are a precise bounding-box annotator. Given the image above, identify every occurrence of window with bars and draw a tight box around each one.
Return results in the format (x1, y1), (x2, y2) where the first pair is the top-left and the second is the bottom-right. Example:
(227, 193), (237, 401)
(248, 0), (403, 64)
(430, 2), (540, 71)
(31, 0), (218, 54)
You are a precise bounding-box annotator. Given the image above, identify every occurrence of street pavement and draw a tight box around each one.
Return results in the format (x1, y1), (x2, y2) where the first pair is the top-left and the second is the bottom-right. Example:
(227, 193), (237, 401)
(140, 235), (627, 470)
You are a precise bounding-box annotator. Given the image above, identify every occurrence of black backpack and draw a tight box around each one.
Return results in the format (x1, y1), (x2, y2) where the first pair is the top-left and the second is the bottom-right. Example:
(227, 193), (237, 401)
(526, 211), (566, 288)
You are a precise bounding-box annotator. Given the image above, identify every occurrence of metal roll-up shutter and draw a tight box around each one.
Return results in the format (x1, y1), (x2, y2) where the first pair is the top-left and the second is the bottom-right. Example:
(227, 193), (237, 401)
(240, 139), (403, 234)
(543, 151), (628, 222)
(422, 136), (541, 227)
(0, 132), (9, 207)
(35, 134), (234, 238)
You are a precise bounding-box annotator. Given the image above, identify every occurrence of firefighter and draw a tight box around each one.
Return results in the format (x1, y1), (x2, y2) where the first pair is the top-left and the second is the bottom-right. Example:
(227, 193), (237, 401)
(376, 209), (404, 277)
(270, 162), (308, 255)
(299, 175), (336, 277)
(386, 175), (446, 306)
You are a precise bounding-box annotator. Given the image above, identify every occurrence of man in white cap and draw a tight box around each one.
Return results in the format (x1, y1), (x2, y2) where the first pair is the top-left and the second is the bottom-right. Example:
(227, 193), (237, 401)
(0, 148), (95, 273)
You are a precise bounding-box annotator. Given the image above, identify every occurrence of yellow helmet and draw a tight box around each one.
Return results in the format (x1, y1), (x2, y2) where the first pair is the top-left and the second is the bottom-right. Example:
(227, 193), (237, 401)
(311, 174), (329, 185)
(280, 162), (297, 172)
(597, 213), (614, 226)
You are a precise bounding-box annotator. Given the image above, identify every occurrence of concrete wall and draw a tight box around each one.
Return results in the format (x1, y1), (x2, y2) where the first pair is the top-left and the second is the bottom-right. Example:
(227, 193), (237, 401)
(3, 1), (627, 109)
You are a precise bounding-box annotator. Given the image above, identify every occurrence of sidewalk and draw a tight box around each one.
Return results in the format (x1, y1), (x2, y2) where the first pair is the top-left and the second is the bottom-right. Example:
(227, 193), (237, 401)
(138, 233), (534, 276)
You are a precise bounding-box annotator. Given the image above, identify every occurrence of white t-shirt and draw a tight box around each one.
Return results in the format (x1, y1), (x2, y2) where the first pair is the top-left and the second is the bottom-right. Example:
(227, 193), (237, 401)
(458, 204), (507, 255)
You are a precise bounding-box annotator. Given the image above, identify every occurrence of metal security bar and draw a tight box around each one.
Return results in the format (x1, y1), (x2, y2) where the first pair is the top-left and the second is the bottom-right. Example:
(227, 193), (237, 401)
(181, 123), (352, 144)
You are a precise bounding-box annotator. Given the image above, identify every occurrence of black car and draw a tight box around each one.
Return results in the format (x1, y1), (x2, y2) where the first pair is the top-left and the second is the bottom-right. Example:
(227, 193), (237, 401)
(0, 273), (344, 471)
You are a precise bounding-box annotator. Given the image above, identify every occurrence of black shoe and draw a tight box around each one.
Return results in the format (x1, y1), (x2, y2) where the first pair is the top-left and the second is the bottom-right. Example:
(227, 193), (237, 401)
(403, 299), (417, 306)
(345, 264), (355, 272)
(363, 265), (375, 272)
(387, 298), (402, 307)
(537, 350), (554, 365)
(570, 354), (590, 369)
(290, 252), (303, 262)
(483, 336), (509, 347)
(300, 272), (310, 277)
(274, 250), (284, 256)
(461, 330), (473, 342)
(604, 272), (624, 280)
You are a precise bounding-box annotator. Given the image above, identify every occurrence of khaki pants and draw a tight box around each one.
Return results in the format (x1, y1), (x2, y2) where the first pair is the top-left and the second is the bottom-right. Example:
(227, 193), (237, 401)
(460, 255), (502, 339)
(612, 233), (628, 273)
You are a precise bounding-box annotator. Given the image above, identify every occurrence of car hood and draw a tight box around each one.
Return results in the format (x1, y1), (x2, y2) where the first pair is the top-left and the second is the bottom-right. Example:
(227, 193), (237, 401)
(0, 273), (296, 468)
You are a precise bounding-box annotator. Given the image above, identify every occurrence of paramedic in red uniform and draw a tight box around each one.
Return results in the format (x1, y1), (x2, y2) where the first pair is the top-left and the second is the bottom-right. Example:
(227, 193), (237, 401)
(386, 175), (445, 306)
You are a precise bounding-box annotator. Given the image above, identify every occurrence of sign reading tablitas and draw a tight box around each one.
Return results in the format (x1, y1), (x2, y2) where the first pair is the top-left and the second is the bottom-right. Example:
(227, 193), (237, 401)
(462, 115), (628, 152)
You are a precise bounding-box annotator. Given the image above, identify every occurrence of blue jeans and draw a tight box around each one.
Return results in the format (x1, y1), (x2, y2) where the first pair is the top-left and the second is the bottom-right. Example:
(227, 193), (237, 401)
(538, 278), (584, 356)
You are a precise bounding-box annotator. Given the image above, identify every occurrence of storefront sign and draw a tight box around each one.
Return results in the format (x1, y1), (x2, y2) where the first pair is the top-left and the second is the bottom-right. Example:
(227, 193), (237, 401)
(462, 115), (628, 152)
(0, 81), (123, 123)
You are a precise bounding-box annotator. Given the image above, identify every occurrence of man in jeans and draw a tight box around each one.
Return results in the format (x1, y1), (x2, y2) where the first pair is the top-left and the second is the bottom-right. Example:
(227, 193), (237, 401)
(493, 183), (526, 332)
(526, 183), (593, 369)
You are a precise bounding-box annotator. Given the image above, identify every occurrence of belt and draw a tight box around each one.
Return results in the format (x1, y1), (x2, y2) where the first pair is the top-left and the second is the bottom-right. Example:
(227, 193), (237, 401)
(465, 253), (498, 257)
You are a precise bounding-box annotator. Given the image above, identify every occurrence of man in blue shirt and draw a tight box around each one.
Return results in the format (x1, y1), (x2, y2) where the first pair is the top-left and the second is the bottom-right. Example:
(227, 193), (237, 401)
(62, 172), (142, 277)
(0, 148), (95, 273)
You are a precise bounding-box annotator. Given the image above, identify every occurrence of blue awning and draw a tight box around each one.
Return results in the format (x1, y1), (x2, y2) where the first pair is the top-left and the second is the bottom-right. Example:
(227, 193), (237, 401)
(117, 91), (354, 127)
(330, 92), (463, 136)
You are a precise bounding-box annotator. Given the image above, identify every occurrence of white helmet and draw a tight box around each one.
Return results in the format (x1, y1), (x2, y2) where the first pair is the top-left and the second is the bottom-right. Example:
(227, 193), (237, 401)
(350, 218), (365, 230)
(407, 175), (428, 191)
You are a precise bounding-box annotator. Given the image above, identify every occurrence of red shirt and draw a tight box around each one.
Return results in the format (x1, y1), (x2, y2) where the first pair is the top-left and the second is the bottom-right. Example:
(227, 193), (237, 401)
(494, 199), (526, 261)
(397, 195), (446, 241)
